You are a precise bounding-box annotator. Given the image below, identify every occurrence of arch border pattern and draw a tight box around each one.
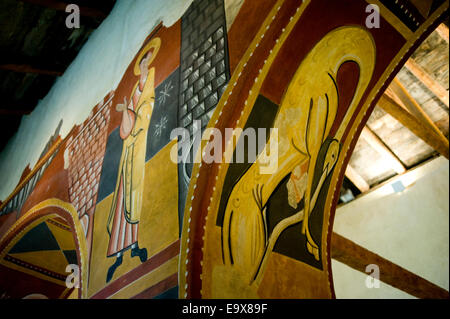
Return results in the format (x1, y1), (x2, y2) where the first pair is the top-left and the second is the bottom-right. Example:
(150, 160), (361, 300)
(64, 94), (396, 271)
(0, 199), (88, 299)
(178, 0), (449, 299)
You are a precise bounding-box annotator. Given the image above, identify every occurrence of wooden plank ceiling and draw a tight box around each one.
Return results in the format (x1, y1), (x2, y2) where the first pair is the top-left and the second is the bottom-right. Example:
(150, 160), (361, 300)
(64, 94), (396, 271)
(341, 22), (449, 203)
(0, 0), (116, 151)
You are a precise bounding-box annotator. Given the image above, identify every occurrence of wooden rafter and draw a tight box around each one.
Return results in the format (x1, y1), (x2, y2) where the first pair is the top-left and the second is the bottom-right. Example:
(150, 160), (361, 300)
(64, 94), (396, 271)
(0, 64), (63, 76)
(0, 109), (32, 116)
(389, 78), (448, 144)
(360, 126), (406, 174)
(345, 164), (370, 193)
(435, 23), (449, 43)
(18, 0), (110, 19)
(378, 94), (450, 159)
(404, 59), (449, 108)
(331, 232), (450, 299)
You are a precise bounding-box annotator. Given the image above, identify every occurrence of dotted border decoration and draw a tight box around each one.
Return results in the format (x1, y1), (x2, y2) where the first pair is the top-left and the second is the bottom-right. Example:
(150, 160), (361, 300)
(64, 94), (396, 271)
(323, 0), (449, 298)
(181, 0), (448, 299)
(394, 0), (421, 27)
(182, 0), (310, 299)
(0, 199), (89, 299)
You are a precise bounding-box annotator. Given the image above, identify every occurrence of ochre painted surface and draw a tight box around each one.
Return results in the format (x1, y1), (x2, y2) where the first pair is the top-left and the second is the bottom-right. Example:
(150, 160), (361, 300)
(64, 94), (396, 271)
(1, 216), (71, 286)
(0, 0), (447, 299)
(7, 217), (76, 277)
(206, 26), (375, 298)
(109, 255), (178, 299)
(88, 140), (179, 298)
(179, 0), (448, 299)
(257, 252), (330, 299)
(0, 200), (89, 298)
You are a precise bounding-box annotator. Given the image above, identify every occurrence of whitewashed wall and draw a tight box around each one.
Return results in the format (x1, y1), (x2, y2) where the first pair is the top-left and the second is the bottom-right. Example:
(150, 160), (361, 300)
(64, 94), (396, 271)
(332, 156), (449, 298)
(0, 0), (193, 201)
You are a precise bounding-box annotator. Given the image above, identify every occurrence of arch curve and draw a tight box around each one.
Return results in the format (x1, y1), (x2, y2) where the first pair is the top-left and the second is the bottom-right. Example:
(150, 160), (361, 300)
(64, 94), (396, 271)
(0, 199), (88, 299)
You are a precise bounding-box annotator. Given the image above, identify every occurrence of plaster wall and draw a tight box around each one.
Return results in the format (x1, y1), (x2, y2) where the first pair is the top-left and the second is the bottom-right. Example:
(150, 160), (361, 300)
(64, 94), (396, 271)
(0, 0), (193, 201)
(332, 156), (449, 298)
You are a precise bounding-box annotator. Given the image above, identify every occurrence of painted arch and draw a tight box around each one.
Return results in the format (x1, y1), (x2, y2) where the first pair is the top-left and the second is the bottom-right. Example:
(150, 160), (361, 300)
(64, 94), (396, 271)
(0, 199), (88, 299)
(179, 0), (449, 298)
(0, 0), (447, 300)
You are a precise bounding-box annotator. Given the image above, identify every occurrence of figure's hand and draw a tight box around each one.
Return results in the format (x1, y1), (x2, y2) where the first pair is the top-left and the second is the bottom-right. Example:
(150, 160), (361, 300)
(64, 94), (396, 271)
(118, 95), (134, 138)
(116, 96), (128, 112)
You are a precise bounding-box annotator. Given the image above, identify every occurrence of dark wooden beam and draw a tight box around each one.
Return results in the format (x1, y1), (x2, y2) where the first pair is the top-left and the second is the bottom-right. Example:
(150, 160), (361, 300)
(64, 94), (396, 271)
(331, 232), (450, 299)
(378, 94), (450, 159)
(0, 109), (32, 116)
(18, 0), (109, 19)
(0, 63), (63, 76)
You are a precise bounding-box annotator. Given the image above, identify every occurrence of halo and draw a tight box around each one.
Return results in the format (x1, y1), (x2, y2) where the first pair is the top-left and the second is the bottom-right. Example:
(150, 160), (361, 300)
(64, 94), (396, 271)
(134, 37), (161, 76)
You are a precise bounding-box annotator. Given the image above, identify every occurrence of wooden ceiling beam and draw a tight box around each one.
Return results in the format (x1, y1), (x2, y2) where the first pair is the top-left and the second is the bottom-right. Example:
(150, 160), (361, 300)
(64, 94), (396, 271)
(345, 164), (370, 193)
(0, 109), (32, 116)
(331, 232), (450, 299)
(404, 59), (449, 108)
(360, 126), (406, 174)
(389, 78), (448, 144)
(435, 23), (449, 43)
(18, 0), (109, 19)
(0, 63), (63, 76)
(378, 94), (449, 159)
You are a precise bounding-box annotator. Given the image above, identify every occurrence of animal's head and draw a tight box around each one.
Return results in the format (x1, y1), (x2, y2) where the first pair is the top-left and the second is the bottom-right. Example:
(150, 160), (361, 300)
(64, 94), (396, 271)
(323, 139), (340, 176)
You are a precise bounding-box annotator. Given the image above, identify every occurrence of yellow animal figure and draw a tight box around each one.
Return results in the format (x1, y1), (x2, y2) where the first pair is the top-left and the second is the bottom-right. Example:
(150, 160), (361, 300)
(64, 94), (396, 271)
(221, 27), (376, 285)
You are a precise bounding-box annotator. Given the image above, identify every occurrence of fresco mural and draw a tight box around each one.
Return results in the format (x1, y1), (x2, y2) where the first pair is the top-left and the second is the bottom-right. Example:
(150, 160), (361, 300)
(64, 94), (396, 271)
(88, 22), (182, 299)
(218, 26), (375, 288)
(0, 199), (88, 299)
(179, 0), (449, 299)
(104, 37), (160, 283)
(0, 0), (448, 299)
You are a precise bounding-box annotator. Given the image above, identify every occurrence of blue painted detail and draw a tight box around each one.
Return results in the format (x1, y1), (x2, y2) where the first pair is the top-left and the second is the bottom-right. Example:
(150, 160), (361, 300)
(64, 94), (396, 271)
(154, 286), (178, 299)
(96, 128), (122, 204)
(63, 250), (78, 265)
(146, 68), (180, 162)
(9, 222), (60, 254)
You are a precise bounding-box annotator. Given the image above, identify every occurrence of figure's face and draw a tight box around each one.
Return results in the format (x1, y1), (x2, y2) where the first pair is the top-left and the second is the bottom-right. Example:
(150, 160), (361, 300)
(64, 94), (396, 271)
(140, 50), (153, 71)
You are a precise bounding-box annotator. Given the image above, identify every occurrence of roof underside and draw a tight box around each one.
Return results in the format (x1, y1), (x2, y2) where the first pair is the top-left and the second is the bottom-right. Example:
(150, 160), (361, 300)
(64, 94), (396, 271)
(346, 25), (449, 192)
(0, 0), (116, 151)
